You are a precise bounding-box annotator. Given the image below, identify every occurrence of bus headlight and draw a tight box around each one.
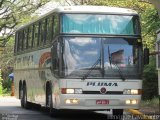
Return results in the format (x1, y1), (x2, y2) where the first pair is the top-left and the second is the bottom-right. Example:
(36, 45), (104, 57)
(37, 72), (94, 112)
(61, 88), (83, 94)
(126, 99), (138, 105)
(123, 89), (141, 95)
(131, 90), (138, 94)
(66, 89), (75, 94)
(75, 89), (83, 94)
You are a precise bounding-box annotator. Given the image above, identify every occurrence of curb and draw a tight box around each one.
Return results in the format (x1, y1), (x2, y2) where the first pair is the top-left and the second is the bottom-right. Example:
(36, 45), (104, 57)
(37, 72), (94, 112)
(125, 109), (152, 120)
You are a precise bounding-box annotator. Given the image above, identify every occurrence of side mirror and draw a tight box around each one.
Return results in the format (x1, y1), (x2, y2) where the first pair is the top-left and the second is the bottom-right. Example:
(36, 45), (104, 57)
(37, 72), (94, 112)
(144, 48), (149, 65)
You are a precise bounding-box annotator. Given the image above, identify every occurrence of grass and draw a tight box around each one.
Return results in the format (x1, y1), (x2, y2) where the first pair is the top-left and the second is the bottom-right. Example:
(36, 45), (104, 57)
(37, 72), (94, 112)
(141, 97), (159, 107)
(0, 87), (11, 97)
(140, 97), (159, 114)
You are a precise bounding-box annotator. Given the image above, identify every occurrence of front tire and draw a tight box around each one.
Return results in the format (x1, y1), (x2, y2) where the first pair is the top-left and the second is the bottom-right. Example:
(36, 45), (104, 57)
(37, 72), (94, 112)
(46, 84), (59, 117)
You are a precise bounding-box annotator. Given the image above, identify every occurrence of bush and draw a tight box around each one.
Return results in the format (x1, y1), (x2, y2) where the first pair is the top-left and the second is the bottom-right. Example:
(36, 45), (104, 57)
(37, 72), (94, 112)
(142, 56), (158, 100)
(140, 97), (159, 111)
(0, 84), (2, 95)
(2, 78), (12, 93)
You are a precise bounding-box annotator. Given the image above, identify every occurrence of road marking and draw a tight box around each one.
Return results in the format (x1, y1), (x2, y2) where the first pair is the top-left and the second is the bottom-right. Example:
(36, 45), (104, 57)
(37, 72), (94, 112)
(125, 109), (153, 120)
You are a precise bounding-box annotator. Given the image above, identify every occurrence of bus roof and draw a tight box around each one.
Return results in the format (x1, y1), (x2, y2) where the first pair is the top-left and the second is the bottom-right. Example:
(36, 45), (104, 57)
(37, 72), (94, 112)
(16, 6), (138, 31)
(54, 6), (138, 14)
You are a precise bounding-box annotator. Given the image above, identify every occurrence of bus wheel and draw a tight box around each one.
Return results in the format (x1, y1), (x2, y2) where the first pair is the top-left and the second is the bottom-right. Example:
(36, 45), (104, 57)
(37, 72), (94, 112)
(20, 86), (24, 108)
(112, 109), (123, 120)
(19, 81), (23, 99)
(46, 85), (58, 117)
(22, 83), (30, 109)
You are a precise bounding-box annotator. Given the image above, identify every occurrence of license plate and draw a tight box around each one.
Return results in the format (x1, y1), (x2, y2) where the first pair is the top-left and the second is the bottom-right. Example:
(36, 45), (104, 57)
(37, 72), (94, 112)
(96, 100), (109, 104)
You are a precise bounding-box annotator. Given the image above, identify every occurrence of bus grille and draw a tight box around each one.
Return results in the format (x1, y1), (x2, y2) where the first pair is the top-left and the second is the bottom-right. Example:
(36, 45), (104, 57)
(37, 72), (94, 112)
(82, 91), (123, 95)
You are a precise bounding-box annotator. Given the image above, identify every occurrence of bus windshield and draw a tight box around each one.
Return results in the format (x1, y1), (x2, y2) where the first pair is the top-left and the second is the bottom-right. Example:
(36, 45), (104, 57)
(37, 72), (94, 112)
(61, 14), (140, 35)
(62, 37), (142, 79)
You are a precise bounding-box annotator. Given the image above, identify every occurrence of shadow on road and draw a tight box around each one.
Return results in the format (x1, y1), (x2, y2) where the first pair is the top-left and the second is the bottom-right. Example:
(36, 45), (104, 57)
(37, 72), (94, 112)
(39, 107), (111, 120)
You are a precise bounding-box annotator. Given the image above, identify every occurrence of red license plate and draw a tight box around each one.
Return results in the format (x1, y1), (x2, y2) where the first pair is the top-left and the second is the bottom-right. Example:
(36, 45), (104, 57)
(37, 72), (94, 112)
(96, 100), (109, 104)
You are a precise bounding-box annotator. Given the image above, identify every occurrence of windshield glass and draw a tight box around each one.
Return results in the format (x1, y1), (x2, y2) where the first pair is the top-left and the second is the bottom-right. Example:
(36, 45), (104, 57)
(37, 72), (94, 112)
(103, 38), (139, 78)
(62, 37), (141, 79)
(61, 14), (140, 35)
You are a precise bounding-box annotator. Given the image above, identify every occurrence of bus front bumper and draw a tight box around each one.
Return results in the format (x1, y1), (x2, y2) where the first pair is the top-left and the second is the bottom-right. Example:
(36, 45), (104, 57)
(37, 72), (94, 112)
(56, 94), (141, 110)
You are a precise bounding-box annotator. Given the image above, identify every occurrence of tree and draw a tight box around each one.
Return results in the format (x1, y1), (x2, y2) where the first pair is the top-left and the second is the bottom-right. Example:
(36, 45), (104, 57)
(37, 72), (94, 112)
(148, 0), (160, 17)
(0, 0), (51, 46)
(142, 56), (158, 99)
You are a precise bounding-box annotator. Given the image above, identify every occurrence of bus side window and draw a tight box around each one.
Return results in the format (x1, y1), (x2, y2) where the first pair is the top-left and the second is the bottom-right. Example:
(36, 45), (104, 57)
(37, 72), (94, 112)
(39, 20), (46, 46)
(24, 28), (29, 50)
(31, 25), (35, 48)
(37, 22), (41, 46)
(44, 18), (47, 45)
(33, 23), (38, 48)
(18, 31), (24, 51)
(54, 15), (59, 37)
(51, 16), (54, 41)
(46, 17), (52, 44)
(28, 27), (32, 49)
(14, 32), (18, 53)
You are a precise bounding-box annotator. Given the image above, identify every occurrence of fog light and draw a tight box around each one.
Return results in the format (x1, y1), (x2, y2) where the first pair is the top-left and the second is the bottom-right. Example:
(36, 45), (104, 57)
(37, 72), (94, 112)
(126, 100), (131, 104)
(72, 99), (79, 104)
(126, 100), (138, 104)
(65, 99), (79, 104)
(131, 100), (138, 104)
(66, 99), (71, 104)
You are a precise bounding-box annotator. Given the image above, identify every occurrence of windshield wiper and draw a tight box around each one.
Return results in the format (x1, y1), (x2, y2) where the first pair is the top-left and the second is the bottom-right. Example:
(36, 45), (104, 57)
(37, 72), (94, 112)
(108, 46), (126, 81)
(113, 63), (126, 81)
(82, 56), (101, 80)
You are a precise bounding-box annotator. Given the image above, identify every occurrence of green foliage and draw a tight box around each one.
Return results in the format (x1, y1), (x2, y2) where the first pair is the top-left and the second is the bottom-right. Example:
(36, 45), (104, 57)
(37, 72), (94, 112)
(0, 0), (51, 45)
(142, 56), (158, 100)
(2, 78), (12, 94)
(0, 85), (2, 96)
(0, 37), (14, 82)
(0, 84), (2, 96)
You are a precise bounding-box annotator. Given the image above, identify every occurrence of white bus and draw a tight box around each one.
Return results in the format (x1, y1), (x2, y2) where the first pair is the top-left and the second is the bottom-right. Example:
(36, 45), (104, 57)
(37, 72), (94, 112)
(14, 6), (148, 116)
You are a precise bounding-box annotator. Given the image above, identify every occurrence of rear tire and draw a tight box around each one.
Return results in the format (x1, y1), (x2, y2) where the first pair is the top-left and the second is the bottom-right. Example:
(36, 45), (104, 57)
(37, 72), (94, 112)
(21, 83), (31, 109)
(19, 81), (23, 99)
(20, 86), (24, 108)
(112, 109), (123, 120)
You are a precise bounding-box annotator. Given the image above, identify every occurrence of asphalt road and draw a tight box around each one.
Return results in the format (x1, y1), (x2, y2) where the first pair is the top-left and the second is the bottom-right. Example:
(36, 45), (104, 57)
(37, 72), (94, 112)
(0, 96), (115, 120)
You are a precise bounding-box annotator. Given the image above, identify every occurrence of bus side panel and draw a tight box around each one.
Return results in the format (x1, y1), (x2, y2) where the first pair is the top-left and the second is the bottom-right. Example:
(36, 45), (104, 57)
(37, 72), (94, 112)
(14, 48), (56, 106)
